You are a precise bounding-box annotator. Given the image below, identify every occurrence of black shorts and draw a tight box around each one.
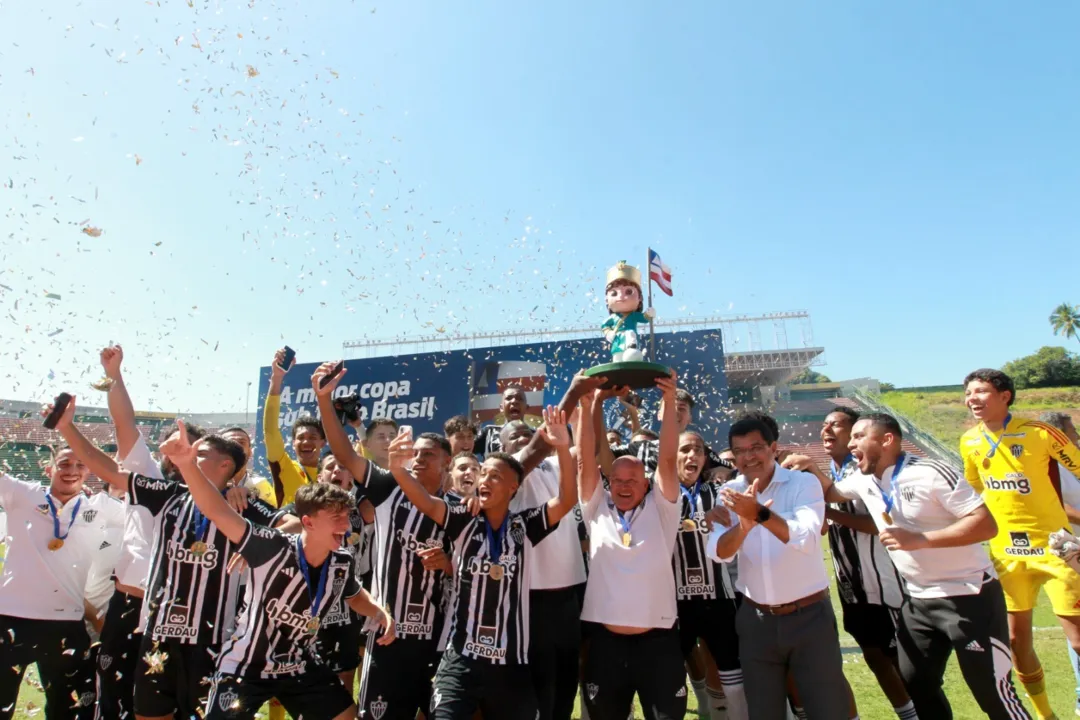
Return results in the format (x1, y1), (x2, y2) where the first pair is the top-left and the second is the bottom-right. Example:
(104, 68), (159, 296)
(204, 668), (353, 720)
(0, 615), (96, 720)
(840, 600), (898, 653)
(582, 626), (686, 720)
(430, 644), (537, 720)
(95, 589), (144, 720)
(357, 635), (440, 720)
(677, 595), (741, 672)
(133, 635), (218, 718)
(319, 613), (365, 673)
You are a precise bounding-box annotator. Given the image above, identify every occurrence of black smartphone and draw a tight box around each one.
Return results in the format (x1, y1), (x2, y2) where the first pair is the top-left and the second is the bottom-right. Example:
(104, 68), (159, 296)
(279, 346), (296, 372)
(42, 392), (72, 430)
(320, 360), (345, 388)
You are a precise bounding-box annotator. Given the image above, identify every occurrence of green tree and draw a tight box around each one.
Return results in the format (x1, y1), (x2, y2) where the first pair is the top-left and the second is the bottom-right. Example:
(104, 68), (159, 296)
(790, 368), (831, 384)
(1001, 346), (1080, 389)
(1050, 303), (1080, 343)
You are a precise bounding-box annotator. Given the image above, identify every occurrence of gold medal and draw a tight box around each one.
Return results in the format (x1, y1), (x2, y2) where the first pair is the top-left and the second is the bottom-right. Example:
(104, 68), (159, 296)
(306, 617), (321, 634)
(47, 538), (64, 551)
(681, 519), (697, 532)
(190, 541), (208, 556)
(89, 377), (115, 392)
(489, 564), (505, 581)
(881, 512), (893, 526)
(347, 532), (361, 546)
(621, 532), (632, 547)
(982, 457), (991, 470)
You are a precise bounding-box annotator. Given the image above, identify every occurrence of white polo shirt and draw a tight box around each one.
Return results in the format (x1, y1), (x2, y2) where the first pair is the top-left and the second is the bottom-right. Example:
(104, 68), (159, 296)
(85, 495), (126, 613)
(510, 453), (586, 590)
(833, 456), (994, 599)
(0, 473), (124, 621)
(580, 484), (682, 629)
(113, 434), (158, 591)
(707, 464), (830, 606)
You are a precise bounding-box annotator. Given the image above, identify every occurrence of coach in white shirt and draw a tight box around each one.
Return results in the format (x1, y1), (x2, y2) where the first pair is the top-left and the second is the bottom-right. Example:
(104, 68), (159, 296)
(578, 373), (687, 720)
(706, 414), (847, 720)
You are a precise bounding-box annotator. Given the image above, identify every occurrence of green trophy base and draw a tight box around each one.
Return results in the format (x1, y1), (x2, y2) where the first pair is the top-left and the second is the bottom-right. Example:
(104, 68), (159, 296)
(584, 361), (671, 390)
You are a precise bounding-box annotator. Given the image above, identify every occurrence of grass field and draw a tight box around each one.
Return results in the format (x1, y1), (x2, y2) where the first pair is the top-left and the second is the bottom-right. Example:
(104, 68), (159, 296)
(7, 589), (1077, 719)
(881, 386), (1080, 449)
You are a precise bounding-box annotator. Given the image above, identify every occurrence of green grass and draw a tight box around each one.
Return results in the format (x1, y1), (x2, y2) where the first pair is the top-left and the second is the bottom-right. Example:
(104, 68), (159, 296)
(882, 386), (1080, 449)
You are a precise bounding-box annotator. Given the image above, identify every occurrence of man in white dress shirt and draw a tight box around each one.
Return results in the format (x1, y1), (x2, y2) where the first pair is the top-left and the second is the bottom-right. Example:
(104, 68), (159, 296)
(578, 372), (687, 720)
(707, 414), (848, 720)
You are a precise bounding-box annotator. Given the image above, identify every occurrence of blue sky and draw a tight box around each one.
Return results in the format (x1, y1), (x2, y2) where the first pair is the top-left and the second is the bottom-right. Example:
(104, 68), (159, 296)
(2, 1), (1078, 412)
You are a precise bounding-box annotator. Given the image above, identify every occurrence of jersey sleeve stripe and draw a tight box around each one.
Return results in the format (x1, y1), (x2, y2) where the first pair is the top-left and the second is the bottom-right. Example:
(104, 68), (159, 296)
(1028, 421), (1073, 448)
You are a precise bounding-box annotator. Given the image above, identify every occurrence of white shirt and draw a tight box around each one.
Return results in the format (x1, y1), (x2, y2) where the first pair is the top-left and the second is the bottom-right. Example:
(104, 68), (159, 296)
(581, 483), (682, 629)
(833, 455), (994, 599)
(707, 464), (829, 605)
(113, 434), (158, 591)
(85, 495), (126, 612)
(0, 474), (124, 621)
(1058, 463), (1080, 535)
(510, 454), (586, 590)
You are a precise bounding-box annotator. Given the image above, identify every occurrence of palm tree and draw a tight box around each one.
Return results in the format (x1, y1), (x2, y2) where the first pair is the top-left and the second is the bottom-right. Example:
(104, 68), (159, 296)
(1049, 303), (1080, 343)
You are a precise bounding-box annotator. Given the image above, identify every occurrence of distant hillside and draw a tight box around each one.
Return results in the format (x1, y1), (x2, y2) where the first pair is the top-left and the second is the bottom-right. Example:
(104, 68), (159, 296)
(880, 387), (1080, 450)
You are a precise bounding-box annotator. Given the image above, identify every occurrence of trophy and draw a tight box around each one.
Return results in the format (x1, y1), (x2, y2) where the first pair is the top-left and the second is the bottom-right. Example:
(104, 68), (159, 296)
(584, 256), (671, 389)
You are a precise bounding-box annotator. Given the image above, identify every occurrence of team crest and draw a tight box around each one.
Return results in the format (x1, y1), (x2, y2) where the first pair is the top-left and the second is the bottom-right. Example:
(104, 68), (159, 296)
(35, 504), (49, 516)
(901, 487), (916, 502)
(99, 653), (113, 671)
(82, 509), (98, 523)
(76, 692), (96, 708)
(370, 696), (388, 720)
(587, 683), (599, 701)
(510, 520), (526, 545)
(218, 689), (240, 711)
(1010, 444), (1024, 459)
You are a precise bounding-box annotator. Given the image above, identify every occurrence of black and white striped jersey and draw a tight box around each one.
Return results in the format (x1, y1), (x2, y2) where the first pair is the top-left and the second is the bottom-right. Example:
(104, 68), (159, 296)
(441, 501), (558, 665)
(217, 522), (362, 678)
(360, 462), (456, 640)
(673, 481), (737, 601)
(474, 424), (504, 457)
(827, 457), (906, 608)
(613, 438), (726, 479)
(130, 473), (281, 645)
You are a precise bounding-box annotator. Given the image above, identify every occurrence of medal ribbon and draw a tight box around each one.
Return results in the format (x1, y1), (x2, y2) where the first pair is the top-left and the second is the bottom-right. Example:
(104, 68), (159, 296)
(45, 494), (81, 542)
(295, 535), (330, 618)
(680, 480), (701, 517)
(980, 413), (1013, 459)
(612, 503), (639, 539)
(871, 453), (906, 517)
(830, 454), (853, 484)
(486, 517), (508, 563)
(191, 489), (229, 543)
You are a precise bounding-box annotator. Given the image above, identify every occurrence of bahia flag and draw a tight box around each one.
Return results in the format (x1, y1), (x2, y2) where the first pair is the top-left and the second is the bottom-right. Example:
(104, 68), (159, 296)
(469, 361), (547, 427)
(648, 248), (673, 296)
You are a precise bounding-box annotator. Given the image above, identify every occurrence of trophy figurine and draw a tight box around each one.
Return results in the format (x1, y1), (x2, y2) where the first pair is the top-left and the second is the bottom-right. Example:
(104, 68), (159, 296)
(584, 258), (671, 388)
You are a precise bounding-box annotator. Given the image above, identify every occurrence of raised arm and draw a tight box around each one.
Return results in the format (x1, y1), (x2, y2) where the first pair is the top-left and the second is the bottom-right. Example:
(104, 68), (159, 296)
(263, 348), (292, 466)
(596, 388), (622, 479)
(653, 371), (680, 503)
(50, 396), (128, 490)
(537, 407), (577, 524)
(386, 433), (446, 525)
(783, 453), (855, 505)
(312, 361), (369, 481)
(160, 421), (247, 544)
(517, 371), (607, 477)
(99, 346), (141, 459)
(576, 389), (601, 504)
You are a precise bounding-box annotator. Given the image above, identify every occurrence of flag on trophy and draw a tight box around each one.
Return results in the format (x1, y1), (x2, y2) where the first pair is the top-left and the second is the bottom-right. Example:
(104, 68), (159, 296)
(648, 248), (673, 296)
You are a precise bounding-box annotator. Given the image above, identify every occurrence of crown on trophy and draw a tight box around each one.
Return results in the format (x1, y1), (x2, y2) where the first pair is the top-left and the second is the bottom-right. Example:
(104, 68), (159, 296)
(606, 260), (642, 289)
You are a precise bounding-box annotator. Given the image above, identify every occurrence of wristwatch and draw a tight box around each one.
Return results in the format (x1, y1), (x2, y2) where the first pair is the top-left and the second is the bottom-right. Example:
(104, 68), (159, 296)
(755, 505), (772, 524)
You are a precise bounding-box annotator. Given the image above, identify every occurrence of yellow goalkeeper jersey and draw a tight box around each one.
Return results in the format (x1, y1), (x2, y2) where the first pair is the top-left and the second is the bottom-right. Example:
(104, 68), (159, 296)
(962, 418), (1080, 555)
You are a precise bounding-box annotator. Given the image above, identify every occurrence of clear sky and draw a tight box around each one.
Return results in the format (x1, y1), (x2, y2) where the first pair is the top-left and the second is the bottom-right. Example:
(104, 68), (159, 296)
(2, 1), (1078, 412)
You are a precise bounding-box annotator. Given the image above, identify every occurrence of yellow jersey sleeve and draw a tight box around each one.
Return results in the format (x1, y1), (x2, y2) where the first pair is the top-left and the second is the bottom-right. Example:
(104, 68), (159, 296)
(263, 393), (288, 464)
(961, 420), (1070, 554)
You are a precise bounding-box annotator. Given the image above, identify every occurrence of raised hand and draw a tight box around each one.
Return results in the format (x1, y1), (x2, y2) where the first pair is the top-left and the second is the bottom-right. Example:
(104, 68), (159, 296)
(655, 369), (678, 401)
(100, 346), (124, 380)
(271, 348), (293, 382)
(41, 395), (77, 431)
(159, 420), (196, 466)
(311, 361), (346, 398)
(538, 406), (570, 447)
(387, 430), (414, 472)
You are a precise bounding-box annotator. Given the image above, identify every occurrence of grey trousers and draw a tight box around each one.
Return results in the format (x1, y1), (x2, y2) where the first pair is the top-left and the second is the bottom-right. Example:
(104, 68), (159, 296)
(735, 597), (848, 720)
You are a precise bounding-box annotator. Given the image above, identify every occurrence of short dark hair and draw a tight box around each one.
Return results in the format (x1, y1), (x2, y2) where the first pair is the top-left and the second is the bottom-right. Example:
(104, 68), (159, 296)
(164, 421), (206, 443)
(200, 434), (247, 476)
(679, 430), (706, 445)
(416, 432), (452, 456)
(674, 389), (696, 408)
(963, 368), (1015, 407)
(451, 451), (479, 465)
(729, 413), (778, 446)
(733, 411), (779, 444)
(294, 482), (354, 518)
(444, 415), (477, 436)
(861, 412), (903, 440)
(366, 418), (398, 438)
(219, 426), (251, 439)
(485, 451), (525, 483)
(633, 429), (660, 441)
(502, 384), (526, 397)
(828, 407), (860, 425)
(318, 452), (337, 471)
(291, 416), (326, 440)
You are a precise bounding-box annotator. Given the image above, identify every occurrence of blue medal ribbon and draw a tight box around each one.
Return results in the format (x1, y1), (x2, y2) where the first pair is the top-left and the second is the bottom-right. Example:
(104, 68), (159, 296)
(830, 454), (853, 484)
(486, 517), (508, 563)
(680, 480), (701, 517)
(980, 413), (1013, 459)
(190, 490), (228, 543)
(295, 535), (330, 618)
(615, 505), (638, 537)
(45, 494), (81, 542)
(872, 453), (907, 518)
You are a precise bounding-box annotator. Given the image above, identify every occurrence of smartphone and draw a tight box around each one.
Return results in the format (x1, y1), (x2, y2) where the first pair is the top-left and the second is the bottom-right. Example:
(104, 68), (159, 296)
(319, 360), (345, 388)
(279, 346), (296, 372)
(399, 425), (414, 440)
(42, 392), (72, 430)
